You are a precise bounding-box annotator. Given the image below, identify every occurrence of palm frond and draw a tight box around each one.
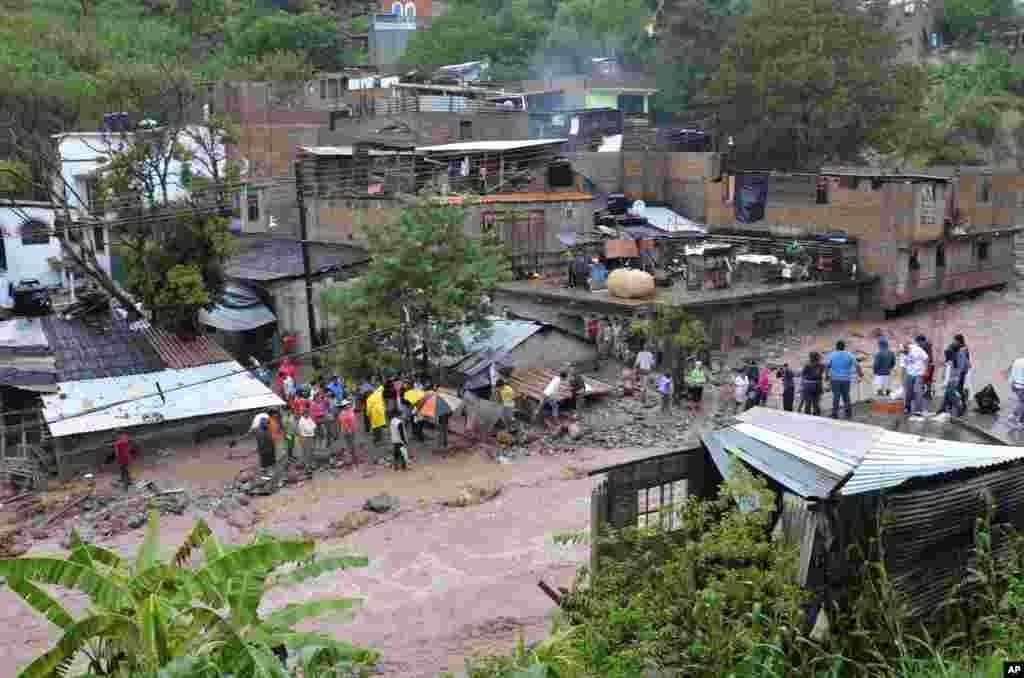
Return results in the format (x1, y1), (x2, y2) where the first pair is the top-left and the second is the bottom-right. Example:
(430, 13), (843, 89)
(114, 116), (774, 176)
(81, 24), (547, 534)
(6, 578), (75, 629)
(135, 510), (162, 574)
(263, 598), (361, 632)
(16, 614), (137, 678)
(173, 519), (213, 568)
(227, 567), (271, 628)
(199, 540), (316, 587)
(130, 564), (224, 609)
(70, 543), (126, 573)
(0, 558), (132, 610)
(141, 595), (172, 667)
(271, 554), (370, 589)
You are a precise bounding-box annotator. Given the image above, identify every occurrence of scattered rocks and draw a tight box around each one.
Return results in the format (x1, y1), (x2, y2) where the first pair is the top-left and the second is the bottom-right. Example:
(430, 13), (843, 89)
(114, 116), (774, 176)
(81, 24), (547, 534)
(327, 511), (374, 538)
(560, 465), (588, 480)
(0, 529), (30, 557)
(442, 481), (501, 508)
(227, 509), (258, 530)
(364, 493), (399, 513)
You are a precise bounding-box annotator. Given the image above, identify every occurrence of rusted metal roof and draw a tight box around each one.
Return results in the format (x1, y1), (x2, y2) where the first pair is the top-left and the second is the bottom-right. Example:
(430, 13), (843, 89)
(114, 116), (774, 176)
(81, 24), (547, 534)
(506, 368), (612, 403)
(143, 327), (233, 369)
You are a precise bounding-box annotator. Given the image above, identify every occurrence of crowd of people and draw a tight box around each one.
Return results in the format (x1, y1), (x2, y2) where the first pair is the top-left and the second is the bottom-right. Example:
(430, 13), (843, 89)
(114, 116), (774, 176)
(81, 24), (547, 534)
(724, 333), (975, 420)
(244, 356), (460, 475)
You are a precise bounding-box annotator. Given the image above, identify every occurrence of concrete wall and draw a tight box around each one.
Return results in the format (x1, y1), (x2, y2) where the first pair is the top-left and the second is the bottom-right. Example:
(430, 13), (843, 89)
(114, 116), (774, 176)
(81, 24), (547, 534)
(320, 111), (530, 146)
(232, 124), (321, 179)
(569, 151), (720, 220)
(463, 198), (596, 263)
(0, 205), (63, 294)
(265, 273), (366, 354)
(308, 197), (405, 245)
(690, 284), (866, 353)
(56, 410), (257, 479)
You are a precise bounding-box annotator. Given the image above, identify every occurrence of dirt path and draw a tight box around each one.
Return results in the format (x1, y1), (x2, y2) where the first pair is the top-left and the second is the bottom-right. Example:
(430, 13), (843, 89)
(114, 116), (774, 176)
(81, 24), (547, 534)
(0, 444), (667, 678)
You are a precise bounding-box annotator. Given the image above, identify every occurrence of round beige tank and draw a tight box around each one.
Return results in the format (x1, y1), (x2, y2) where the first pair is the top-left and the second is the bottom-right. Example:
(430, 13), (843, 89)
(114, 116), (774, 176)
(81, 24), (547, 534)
(607, 268), (655, 299)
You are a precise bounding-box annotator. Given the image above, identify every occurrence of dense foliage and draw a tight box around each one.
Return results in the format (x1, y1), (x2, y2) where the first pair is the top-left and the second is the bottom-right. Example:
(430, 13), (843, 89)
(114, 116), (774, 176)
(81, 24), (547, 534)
(2, 512), (379, 677)
(320, 198), (511, 380)
(400, 0), (656, 83)
(454, 461), (1024, 678)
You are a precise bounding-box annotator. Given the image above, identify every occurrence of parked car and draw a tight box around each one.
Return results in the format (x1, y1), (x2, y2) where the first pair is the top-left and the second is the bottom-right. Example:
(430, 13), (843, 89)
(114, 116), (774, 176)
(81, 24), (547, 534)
(11, 280), (53, 317)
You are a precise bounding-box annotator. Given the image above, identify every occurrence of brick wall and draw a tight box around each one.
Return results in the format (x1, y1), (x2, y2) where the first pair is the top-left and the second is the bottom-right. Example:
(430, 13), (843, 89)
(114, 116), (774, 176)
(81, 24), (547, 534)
(310, 199), (405, 244)
(233, 125), (320, 178)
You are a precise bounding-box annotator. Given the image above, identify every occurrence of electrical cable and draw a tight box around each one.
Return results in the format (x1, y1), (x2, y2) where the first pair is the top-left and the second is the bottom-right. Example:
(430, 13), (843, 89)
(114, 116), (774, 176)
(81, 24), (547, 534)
(0, 314), (486, 437)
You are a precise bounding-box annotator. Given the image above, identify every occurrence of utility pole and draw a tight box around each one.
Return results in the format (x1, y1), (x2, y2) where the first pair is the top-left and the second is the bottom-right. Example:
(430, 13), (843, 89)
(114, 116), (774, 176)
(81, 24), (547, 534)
(294, 160), (318, 353)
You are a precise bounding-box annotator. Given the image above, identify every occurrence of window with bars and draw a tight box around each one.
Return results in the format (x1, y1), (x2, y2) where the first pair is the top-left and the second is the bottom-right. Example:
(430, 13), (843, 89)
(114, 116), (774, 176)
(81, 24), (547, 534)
(636, 479), (688, 530)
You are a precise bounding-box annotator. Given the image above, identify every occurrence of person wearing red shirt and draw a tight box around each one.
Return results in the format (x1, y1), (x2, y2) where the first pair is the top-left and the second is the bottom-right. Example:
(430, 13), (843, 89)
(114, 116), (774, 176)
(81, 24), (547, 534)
(337, 400), (357, 461)
(113, 431), (132, 490)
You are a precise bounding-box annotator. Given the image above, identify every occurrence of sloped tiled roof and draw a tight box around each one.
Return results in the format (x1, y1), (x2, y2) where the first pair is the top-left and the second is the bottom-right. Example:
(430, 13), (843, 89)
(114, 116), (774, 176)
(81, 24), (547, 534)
(41, 316), (164, 382)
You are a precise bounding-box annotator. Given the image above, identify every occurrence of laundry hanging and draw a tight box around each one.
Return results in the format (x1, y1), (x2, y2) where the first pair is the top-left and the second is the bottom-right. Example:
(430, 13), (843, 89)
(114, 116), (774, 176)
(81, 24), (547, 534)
(735, 174), (768, 223)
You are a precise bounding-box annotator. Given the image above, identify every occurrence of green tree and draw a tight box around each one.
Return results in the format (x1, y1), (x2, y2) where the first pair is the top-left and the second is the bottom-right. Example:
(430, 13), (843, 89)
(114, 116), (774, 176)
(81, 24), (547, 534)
(545, 0), (655, 65)
(321, 198), (511, 380)
(1, 512), (378, 678)
(707, 0), (928, 168)
(0, 159), (33, 197)
(399, 0), (547, 77)
(225, 9), (340, 70)
(85, 67), (241, 333)
(944, 0), (1016, 42)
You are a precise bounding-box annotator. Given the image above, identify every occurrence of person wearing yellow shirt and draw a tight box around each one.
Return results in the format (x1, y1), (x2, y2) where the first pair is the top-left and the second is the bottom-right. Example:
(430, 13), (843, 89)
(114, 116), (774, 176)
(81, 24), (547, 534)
(498, 379), (516, 429)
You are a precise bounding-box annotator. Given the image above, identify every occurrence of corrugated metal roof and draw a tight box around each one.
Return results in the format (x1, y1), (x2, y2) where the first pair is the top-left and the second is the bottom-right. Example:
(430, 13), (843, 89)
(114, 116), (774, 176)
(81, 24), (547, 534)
(702, 429), (846, 499)
(42, 361), (284, 438)
(720, 408), (1024, 496)
(416, 139), (567, 153)
(641, 207), (706, 233)
(842, 430), (1024, 495)
(142, 327), (234, 370)
(0, 319), (50, 351)
(446, 320), (544, 371)
(198, 303), (276, 332)
(506, 368), (612, 403)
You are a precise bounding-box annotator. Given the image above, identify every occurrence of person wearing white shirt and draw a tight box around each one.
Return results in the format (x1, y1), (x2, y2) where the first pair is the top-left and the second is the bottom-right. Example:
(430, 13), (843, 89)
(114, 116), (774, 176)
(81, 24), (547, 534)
(297, 414), (316, 465)
(538, 371), (566, 421)
(902, 340), (929, 416)
(635, 349), (656, 405)
(390, 413), (408, 470)
(733, 368), (749, 415)
(1008, 357), (1024, 428)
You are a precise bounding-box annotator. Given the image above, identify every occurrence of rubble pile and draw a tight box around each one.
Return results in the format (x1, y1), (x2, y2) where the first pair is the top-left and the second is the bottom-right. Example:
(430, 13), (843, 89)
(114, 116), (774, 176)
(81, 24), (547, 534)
(441, 481), (502, 508)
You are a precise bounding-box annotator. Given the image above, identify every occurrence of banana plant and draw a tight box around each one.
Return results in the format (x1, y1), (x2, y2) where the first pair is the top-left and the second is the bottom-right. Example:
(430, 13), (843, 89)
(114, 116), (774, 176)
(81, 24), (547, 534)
(0, 511), (378, 678)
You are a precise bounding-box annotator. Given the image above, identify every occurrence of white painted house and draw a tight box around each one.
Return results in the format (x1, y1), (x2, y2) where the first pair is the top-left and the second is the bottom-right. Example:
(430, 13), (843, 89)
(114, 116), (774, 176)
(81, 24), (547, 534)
(0, 200), (64, 308)
(52, 127), (226, 278)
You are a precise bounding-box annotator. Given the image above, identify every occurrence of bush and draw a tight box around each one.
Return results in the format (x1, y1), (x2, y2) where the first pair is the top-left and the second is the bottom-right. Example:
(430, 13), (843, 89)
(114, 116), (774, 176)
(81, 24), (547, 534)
(463, 462), (1024, 678)
(1, 512), (379, 677)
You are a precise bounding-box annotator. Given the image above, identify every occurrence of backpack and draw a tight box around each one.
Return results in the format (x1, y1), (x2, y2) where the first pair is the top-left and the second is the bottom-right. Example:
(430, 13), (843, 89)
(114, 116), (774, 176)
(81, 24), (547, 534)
(975, 384), (1001, 414)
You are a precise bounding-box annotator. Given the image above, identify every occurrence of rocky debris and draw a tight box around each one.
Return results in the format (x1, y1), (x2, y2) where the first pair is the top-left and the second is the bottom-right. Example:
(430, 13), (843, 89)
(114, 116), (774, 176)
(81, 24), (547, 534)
(0, 529), (30, 557)
(364, 493), (399, 513)
(442, 481), (501, 508)
(495, 431), (515, 447)
(327, 511), (374, 538)
(560, 465), (588, 481)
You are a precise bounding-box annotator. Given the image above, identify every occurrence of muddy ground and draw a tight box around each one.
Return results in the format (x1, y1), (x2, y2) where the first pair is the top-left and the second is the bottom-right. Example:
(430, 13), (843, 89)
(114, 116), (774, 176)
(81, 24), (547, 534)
(1, 283), (1022, 677)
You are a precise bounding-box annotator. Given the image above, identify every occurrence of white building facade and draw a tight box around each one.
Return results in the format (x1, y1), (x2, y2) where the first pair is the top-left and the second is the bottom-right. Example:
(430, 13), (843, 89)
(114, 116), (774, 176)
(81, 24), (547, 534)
(0, 200), (64, 308)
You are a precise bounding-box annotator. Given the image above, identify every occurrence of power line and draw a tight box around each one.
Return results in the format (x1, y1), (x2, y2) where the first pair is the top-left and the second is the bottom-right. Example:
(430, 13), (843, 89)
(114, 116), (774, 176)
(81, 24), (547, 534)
(3, 315), (487, 438)
(2, 325), (393, 439)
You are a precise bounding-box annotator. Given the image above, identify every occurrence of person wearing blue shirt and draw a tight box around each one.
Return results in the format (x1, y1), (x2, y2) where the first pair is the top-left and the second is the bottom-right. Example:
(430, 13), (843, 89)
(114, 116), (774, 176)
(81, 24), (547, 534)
(825, 340), (863, 419)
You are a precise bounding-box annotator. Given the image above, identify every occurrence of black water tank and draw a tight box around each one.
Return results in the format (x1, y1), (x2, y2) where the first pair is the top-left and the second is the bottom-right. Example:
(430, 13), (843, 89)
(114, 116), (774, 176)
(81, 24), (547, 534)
(548, 160), (574, 188)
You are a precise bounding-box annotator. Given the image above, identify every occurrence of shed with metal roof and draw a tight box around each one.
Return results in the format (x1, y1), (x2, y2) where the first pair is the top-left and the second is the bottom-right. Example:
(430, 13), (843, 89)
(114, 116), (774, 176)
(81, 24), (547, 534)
(588, 406), (1024, 623)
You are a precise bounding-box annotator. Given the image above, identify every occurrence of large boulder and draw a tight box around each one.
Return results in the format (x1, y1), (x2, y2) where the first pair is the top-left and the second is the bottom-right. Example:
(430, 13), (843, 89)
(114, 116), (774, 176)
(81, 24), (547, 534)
(608, 268), (655, 299)
(364, 493), (399, 513)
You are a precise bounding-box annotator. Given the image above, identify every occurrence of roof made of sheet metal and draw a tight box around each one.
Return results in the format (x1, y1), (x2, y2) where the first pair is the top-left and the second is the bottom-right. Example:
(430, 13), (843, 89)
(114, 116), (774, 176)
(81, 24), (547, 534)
(713, 407), (1024, 497)
(506, 367), (612, 403)
(42, 361), (284, 438)
(142, 327), (233, 370)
